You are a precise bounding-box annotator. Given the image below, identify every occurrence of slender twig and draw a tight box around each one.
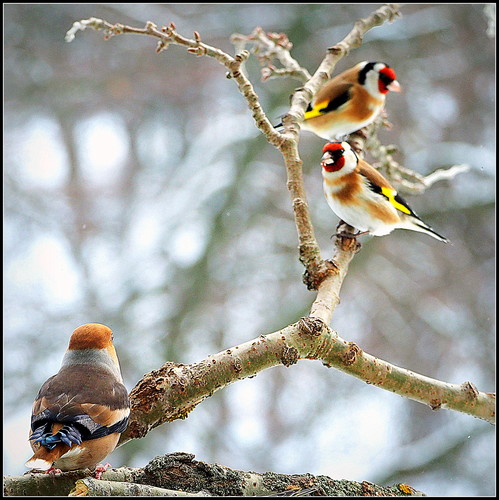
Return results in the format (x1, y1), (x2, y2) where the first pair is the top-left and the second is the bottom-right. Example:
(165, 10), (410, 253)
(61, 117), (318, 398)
(230, 27), (311, 83)
(422, 164), (470, 187)
(65, 17), (282, 145)
(364, 116), (470, 194)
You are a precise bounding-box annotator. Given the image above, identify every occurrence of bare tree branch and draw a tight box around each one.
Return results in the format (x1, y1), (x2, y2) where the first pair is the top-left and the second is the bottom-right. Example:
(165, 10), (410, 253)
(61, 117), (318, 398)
(4, 453), (426, 497)
(69, 478), (209, 497)
(120, 314), (494, 449)
(363, 117), (470, 194)
(64, 5), (403, 285)
(230, 27), (312, 83)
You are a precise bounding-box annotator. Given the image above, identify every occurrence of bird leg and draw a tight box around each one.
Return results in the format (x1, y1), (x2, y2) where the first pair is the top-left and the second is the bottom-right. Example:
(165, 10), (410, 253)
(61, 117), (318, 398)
(332, 221), (364, 254)
(336, 229), (370, 239)
(332, 220), (368, 239)
(94, 462), (111, 480)
(46, 467), (62, 476)
(352, 127), (368, 139)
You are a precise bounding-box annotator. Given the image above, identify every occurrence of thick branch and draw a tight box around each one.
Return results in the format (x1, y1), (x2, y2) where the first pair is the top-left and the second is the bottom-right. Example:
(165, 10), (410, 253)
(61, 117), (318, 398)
(69, 477), (209, 497)
(312, 331), (495, 423)
(3, 469), (94, 496)
(119, 313), (494, 448)
(4, 452), (425, 496)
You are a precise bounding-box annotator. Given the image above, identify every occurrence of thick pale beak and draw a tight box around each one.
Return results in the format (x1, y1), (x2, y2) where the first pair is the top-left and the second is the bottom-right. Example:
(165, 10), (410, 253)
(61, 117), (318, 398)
(387, 80), (402, 93)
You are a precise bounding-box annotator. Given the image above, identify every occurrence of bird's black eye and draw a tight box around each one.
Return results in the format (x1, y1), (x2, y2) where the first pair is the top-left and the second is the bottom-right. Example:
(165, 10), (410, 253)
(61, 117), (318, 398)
(330, 149), (344, 161)
(379, 72), (394, 86)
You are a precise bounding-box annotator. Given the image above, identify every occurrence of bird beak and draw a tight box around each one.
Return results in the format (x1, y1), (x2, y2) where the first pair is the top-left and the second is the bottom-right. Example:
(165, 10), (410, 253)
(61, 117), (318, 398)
(321, 152), (337, 171)
(321, 151), (331, 164)
(387, 80), (402, 93)
(321, 153), (334, 170)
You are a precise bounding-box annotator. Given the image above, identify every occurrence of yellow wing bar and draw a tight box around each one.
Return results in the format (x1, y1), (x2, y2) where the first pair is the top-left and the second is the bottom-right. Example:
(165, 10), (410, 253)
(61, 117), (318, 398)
(304, 101), (329, 120)
(380, 186), (411, 215)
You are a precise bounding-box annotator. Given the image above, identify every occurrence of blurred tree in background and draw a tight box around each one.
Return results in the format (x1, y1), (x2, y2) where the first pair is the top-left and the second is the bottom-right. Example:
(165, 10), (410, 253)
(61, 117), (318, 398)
(4, 3), (495, 496)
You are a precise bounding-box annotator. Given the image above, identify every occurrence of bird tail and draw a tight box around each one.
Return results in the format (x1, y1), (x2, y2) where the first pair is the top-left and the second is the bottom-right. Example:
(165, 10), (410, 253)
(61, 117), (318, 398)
(25, 443), (71, 471)
(25, 456), (54, 471)
(404, 218), (449, 243)
(25, 422), (74, 470)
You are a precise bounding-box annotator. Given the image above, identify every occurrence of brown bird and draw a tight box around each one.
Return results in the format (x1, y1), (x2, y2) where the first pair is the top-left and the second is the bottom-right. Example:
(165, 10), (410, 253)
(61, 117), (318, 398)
(321, 141), (449, 242)
(276, 61), (401, 140)
(25, 323), (130, 473)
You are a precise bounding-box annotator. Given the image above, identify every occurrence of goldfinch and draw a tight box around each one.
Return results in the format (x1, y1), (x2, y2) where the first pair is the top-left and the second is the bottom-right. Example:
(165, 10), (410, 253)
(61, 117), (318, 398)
(321, 142), (449, 242)
(25, 323), (130, 473)
(276, 61), (401, 140)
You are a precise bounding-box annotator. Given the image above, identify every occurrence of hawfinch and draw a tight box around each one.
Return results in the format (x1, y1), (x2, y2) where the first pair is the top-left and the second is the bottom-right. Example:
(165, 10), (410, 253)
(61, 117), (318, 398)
(277, 61), (401, 140)
(321, 142), (449, 242)
(25, 323), (130, 473)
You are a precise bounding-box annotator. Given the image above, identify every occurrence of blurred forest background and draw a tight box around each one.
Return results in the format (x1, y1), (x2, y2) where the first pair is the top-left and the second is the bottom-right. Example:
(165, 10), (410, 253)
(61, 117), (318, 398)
(3, 3), (495, 496)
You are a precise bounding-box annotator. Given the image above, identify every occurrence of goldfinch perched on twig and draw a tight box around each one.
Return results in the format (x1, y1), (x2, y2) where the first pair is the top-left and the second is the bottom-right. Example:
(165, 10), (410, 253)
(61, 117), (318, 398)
(25, 323), (130, 474)
(276, 61), (401, 140)
(321, 142), (449, 243)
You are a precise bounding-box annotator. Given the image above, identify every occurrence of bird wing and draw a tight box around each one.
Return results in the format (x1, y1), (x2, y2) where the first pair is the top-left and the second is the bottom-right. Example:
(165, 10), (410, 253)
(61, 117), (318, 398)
(358, 159), (449, 242)
(31, 365), (130, 440)
(358, 160), (414, 216)
(305, 81), (354, 119)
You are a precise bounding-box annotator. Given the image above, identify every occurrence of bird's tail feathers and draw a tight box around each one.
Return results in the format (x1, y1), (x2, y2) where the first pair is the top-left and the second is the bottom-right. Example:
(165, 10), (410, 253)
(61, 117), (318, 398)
(30, 422), (82, 449)
(406, 219), (449, 243)
(25, 457), (53, 471)
(26, 422), (77, 470)
(25, 443), (70, 470)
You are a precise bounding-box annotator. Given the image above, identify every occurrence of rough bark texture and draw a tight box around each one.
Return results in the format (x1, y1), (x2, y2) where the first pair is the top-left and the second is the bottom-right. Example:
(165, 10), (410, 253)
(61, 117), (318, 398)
(4, 452), (426, 497)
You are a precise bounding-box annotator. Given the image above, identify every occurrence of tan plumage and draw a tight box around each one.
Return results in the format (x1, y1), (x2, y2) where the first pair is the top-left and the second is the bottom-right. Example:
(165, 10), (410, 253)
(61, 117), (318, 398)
(277, 61), (401, 140)
(25, 323), (130, 473)
(321, 142), (449, 242)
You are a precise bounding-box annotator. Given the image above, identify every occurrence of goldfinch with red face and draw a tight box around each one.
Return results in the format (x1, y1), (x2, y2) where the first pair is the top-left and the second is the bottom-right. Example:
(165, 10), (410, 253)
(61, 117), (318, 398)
(277, 61), (401, 140)
(25, 323), (130, 473)
(321, 142), (449, 242)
